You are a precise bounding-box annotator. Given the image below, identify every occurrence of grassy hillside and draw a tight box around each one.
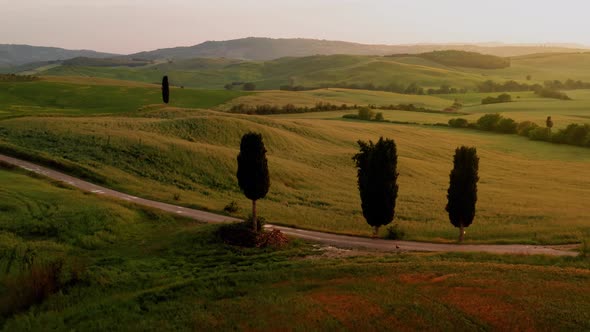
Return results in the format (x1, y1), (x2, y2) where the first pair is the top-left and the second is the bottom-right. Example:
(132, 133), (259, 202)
(222, 88), (453, 110)
(0, 44), (117, 67)
(27, 51), (590, 92)
(37, 54), (488, 90)
(129, 37), (588, 60)
(2, 78), (590, 244)
(0, 78), (248, 118)
(1, 165), (588, 330)
(2, 103), (590, 243)
(465, 52), (590, 82)
(390, 50), (510, 69)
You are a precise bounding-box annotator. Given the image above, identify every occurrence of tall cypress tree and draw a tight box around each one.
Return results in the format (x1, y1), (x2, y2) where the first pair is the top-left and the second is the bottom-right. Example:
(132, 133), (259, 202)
(161, 76), (170, 104)
(446, 146), (479, 242)
(237, 132), (270, 232)
(353, 137), (399, 236)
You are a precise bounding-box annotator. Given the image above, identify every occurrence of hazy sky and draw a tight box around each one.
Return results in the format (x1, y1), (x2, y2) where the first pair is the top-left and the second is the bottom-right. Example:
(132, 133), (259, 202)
(2, 0), (589, 54)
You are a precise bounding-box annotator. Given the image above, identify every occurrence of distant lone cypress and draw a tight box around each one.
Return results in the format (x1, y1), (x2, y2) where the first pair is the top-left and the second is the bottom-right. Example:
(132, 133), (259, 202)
(161, 76), (169, 104)
(237, 132), (270, 232)
(446, 146), (479, 242)
(546, 116), (554, 129)
(353, 137), (399, 236)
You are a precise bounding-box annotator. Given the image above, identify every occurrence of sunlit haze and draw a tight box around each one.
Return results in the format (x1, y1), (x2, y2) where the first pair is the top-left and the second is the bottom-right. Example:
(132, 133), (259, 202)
(2, 0), (590, 53)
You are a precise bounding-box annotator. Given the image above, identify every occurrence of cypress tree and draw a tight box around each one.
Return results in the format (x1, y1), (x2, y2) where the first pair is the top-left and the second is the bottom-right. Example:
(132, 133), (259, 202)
(446, 146), (479, 242)
(237, 132), (270, 232)
(161, 76), (170, 104)
(353, 137), (399, 236)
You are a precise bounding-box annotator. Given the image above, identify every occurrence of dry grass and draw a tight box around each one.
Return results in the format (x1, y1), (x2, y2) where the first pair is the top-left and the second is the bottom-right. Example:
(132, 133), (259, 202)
(2, 106), (589, 243)
(220, 88), (452, 110)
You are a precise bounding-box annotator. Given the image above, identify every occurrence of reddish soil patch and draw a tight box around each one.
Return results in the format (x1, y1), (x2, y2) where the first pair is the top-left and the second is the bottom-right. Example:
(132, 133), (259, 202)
(398, 273), (456, 284)
(442, 286), (536, 331)
(310, 293), (385, 330)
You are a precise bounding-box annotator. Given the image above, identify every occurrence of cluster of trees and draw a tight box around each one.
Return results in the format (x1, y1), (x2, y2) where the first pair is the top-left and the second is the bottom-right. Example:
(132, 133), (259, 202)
(418, 50), (511, 69)
(533, 123), (590, 146)
(225, 82), (256, 91)
(449, 113), (523, 134)
(0, 74), (38, 82)
(449, 113), (590, 148)
(229, 102), (358, 115)
(476, 80), (538, 93)
(427, 85), (468, 95)
(543, 79), (590, 90)
(352, 139), (479, 241)
(477, 79), (585, 94)
(535, 88), (571, 100)
(237, 132), (480, 242)
(346, 108), (385, 121)
(377, 103), (442, 113)
(481, 93), (512, 105)
(230, 102), (446, 116)
(279, 82), (467, 96)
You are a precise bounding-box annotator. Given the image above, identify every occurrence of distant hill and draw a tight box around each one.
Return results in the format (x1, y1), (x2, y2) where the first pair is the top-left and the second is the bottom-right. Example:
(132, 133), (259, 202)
(32, 50), (590, 91)
(129, 37), (589, 61)
(0, 44), (118, 67)
(389, 50), (511, 69)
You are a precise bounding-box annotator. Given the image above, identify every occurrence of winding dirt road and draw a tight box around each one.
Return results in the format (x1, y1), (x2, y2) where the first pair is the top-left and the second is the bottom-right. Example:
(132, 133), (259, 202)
(0, 154), (579, 257)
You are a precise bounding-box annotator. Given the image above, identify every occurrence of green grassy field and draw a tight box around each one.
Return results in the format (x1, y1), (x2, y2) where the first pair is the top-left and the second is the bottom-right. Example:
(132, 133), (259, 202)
(2, 80), (590, 244)
(0, 77), (248, 119)
(221, 88), (453, 110)
(0, 166), (589, 330)
(1, 77), (590, 246)
(22, 52), (590, 91)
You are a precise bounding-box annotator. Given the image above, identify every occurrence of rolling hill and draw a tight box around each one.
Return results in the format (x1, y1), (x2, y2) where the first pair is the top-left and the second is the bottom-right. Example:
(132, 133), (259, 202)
(0, 44), (118, 67)
(129, 37), (588, 61)
(26, 51), (590, 91)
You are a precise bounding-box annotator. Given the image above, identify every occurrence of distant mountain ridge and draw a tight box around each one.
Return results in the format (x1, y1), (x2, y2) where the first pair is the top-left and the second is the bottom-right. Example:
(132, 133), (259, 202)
(129, 37), (590, 61)
(1, 37), (589, 68)
(0, 44), (119, 67)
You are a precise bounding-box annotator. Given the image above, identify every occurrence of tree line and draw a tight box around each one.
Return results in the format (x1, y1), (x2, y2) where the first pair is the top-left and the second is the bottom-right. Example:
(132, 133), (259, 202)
(0, 74), (38, 82)
(476, 79), (588, 93)
(449, 113), (590, 147)
(236, 133), (479, 242)
(220, 77), (590, 98)
(229, 102), (443, 115)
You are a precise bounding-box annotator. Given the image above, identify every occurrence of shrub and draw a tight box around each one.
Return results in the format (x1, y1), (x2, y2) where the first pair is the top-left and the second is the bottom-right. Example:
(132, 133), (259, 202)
(0, 257), (84, 318)
(497, 118), (518, 134)
(482, 93), (512, 105)
(448, 118), (469, 128)
(477, 113), (503, 131)
(342, 114), (359, 119)
(242, 82), (256, 91)
(517, 121), (539, 137)
(535, 88), (571, 100)
(557, 123), (590, 146)
(358, 108), (374, 121)
(385, 224), (406, 240)
(244, 216), (266, 232)
(529, 127), (552, 141)
(374, 112), (385, 121)
(217, 222), (258, 247)
(255, 229), (289, 248)
(216, 219), (286, 248)
(223, 201), (239, 213)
